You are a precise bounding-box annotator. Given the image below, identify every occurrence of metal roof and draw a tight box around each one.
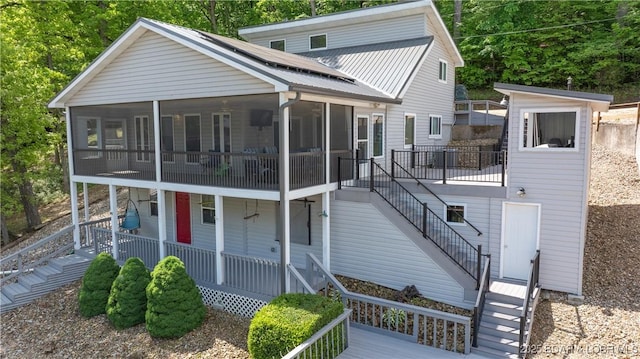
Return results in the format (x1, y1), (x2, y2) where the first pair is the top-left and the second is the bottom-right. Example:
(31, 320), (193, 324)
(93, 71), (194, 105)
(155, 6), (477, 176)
(298, 37), (433, 98)
(494, 82), (613, 103)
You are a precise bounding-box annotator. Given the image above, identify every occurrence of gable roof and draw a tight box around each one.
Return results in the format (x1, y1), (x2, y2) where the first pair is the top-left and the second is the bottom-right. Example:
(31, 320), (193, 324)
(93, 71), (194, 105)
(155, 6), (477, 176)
(494, 82), (613, 112)
(49, 18), (397, 108)
(298, 37), (433, 99)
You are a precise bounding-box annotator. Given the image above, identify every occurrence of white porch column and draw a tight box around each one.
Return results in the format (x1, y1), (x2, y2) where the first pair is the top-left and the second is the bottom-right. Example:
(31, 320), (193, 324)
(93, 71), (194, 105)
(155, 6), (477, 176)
(279, 92), (295, 293)
(153, 101), (162, 182)
(215, 195), (224, 285)
(158, 189), (167, 259)
(83, 182), (90, 246)
(109, 184), (119, 259)
(325, 102), (331, 184)
(66, 107), (81, 249)
(322, 191), (331, 269)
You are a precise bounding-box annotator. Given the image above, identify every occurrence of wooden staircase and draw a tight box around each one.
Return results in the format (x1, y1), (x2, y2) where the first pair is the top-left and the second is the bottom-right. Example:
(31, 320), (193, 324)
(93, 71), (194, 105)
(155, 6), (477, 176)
(0, 253), (93, 314)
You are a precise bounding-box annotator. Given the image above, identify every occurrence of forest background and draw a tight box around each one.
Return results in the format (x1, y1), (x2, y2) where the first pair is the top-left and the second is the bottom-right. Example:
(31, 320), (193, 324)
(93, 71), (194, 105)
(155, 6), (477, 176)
(1, 0), (638, 243)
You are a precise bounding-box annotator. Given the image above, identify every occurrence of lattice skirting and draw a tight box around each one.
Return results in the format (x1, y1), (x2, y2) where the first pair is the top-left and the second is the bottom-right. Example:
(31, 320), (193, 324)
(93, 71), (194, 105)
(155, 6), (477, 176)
(198, 286), (267, 318)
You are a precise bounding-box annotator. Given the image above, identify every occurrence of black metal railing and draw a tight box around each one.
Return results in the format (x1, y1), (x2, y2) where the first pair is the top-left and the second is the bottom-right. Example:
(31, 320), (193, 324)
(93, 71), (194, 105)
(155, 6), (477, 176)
(519, 250), (541, 357)
(391, 153), (483, 236)
(338, 157), (481, 282)
(392, 145), (506, 186)
(472, 254), (491, 347)
(73, 149), (156, 181)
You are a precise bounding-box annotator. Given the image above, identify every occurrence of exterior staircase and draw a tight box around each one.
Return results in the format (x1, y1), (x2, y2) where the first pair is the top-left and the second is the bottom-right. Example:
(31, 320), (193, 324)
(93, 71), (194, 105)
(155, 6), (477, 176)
(0, 253), (93, 314)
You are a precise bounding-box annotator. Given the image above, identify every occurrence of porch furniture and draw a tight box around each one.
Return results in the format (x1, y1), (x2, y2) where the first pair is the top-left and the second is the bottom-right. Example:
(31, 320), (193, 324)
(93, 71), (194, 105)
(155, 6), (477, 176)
(120, 200), (140, 233)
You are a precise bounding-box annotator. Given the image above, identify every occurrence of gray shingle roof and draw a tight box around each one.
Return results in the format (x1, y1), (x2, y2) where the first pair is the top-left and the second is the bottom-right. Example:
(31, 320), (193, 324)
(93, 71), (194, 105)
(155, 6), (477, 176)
(297, 37), (433, 98)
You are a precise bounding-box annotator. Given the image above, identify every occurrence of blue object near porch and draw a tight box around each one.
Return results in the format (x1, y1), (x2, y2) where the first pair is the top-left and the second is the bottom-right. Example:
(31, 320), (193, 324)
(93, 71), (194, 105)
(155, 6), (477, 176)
(120, 200), (140, 231)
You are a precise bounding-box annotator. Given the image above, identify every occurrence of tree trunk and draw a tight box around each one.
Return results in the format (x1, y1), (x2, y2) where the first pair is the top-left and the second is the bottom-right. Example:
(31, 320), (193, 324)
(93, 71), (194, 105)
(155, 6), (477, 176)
(59, 144), (70, 194)
(208, 0), (217, 33)
(453, 0), (462, 40)
(0, 213), (10, 245)
(12, 160), (42, 230)
(310, 0), (317, 17)
(97, 1), (109, 47)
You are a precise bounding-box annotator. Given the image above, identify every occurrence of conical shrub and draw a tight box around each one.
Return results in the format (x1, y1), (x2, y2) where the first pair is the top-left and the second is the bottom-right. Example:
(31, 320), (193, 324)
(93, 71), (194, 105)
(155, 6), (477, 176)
(145, 256), (206, 338)
(78, 252), (120, 318)
(106, 257), (151, 329)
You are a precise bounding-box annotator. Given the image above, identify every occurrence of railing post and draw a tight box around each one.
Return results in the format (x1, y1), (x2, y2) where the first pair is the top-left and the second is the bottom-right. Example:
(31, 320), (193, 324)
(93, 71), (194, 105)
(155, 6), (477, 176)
(472, 308), (479, 347)
(337, 157), (342, 190)
(476, 245), (482, 289)
(422, 202), (428, 238)
(391, 149), (395, 179)
(501, 150), (506, 187)
(355, 149), (360, 180)
(411, 144), (415, 169)
(478, 145), (482, 171)
(442, 150), (447, 184)
(369, 158), (374, 192)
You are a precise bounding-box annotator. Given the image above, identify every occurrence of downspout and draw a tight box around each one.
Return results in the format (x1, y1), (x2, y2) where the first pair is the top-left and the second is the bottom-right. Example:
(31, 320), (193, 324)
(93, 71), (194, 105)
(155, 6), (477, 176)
(278, 91), (301, 294)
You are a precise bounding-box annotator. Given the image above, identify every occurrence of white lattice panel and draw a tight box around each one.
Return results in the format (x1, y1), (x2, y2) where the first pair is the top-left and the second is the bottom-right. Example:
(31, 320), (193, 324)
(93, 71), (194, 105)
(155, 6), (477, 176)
(198, 286), (267, 318)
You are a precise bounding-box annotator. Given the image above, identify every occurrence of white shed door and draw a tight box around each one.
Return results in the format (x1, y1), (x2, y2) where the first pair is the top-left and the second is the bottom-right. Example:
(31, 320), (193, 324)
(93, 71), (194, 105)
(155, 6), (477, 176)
(502, 203), (539, 280)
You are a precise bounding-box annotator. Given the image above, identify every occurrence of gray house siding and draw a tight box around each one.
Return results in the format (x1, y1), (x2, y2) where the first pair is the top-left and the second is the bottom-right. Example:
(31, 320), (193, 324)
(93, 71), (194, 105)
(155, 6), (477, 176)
(248, 14), (426, 53)
(506, 94), (591, 294)
(67, 31), (273, 106)
(330, 198), (467, 308)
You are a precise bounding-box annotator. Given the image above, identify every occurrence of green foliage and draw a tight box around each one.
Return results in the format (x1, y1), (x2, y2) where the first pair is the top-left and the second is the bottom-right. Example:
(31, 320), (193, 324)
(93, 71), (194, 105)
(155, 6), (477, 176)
(78, 252), (120, 318)
(145, 256), (206, 338)
(106, 257), (151, 329)
(248, 293), (344, 359)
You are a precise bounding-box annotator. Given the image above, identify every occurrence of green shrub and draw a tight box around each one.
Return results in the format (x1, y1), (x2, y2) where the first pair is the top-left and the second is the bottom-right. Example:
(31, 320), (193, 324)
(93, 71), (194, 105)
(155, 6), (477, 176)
(78, 252), (120, 318)
(145, 256), (206, 338)
(247, 293), (344, 359)
(106, 257), (151, 329)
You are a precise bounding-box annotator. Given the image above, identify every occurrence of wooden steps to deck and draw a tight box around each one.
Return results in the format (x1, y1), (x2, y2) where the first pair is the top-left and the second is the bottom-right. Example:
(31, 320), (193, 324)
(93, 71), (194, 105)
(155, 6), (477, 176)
(0, 253), (92, 314)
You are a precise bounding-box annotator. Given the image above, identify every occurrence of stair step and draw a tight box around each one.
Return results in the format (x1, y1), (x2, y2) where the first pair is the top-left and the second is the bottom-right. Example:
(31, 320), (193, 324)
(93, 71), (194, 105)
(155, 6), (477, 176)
(479, 321), (521, 341)
(34, 265), (64, 279)
(486, 291), (524, 306)
(2, 283), (30, 301)
(18, 274), (47, 290)
(0, 292), (13, 306)
(484, 301), (523, 317)
(472, 344), (520, 359)
(477, 332), (520, 354)
(482, 310), (521, 327)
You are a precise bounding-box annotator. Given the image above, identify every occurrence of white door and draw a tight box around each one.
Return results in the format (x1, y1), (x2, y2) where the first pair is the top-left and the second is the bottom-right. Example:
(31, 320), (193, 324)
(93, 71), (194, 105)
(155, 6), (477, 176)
(502, 203), (540, 280)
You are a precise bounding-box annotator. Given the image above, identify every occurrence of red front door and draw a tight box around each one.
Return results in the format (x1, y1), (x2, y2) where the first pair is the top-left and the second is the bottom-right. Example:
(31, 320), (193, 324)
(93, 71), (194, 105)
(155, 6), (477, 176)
(175, 192), (192, 244)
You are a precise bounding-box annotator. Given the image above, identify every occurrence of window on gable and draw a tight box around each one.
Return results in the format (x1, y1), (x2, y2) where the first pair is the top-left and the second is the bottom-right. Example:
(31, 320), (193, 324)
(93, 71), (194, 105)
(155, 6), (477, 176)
(445, 204), (465, 225)
(404, 113), (415, 147)
(439, 60), (448, 83)
(429, 115), (442, 139)
(201, 195), (215, 225)
(309, 34), (327, 50)
(150, 189), (158, 217)
(270, 39), (285, 51)
(520, 109), (579, 151)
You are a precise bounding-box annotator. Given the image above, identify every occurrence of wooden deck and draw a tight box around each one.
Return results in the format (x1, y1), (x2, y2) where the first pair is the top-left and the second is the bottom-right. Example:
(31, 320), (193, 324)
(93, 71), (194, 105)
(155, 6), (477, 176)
(339, 327), (485, 359)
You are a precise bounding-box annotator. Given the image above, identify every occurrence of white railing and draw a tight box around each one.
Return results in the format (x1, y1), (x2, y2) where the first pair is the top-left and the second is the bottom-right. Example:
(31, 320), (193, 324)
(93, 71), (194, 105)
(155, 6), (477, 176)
(116, 231), (160, 267)
(221, 252), (280, 297)
(288, 264), (316, 294)
(79, 216), (114, 248)
(165, 241), (216, 285)
(306, 253), (471, 354)
(282, 309), (352, 359)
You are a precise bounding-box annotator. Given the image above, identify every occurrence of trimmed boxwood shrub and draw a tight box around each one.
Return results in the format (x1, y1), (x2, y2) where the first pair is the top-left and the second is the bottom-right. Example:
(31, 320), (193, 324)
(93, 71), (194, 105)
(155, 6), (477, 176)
(247, 293), (344, 359)
(106, 257), (151, 329)
(78, 252), (120, 318)
(145, 256), (206, 338)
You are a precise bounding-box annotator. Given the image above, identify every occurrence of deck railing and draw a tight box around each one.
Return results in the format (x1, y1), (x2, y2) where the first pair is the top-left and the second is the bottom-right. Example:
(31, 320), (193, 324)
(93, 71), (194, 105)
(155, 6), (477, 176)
(519, 250), (541, 358)
(472, 254), (491, 347)
(79, 216), (115, 248)
(74, 149), (156, 181)
(116, 231), (160, 266)
(454, 100), (507, 125)
(288, 264), (316, 295)
(306, 253), (471, 354)
(221, 252), (280, 297)
(0, 225), (75, 286)
(282, 309), (352, 359)
(165, 242), (216, 286)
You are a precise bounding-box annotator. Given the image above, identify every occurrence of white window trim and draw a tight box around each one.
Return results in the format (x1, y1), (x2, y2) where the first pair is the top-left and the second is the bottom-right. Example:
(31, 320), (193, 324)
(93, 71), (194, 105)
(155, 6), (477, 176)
(77, 116), (102, 150)
(309, 33), (327, 51)
(372, 113), (385, 158)
(149, 189), (158, 217)
(518, 107), (580, 153)
(212, 112), (232, 153)
(404, 113), (416, 148)
(438, 59), (448, 83)
(429, 114), (443, 139)
(444, 203), (466, 226)
(201, 194), (215, 225)
(134, 115), (152, 163)
(183, 113), (202, 164)
(356, 114), (370, 158)
(269, 39), (286, 51)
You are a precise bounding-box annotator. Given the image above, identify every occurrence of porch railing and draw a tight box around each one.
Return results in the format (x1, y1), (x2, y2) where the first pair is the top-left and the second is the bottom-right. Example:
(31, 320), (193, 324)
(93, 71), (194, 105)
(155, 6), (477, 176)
(282, 309), (352, 359)
(221, 252), (280, 297)
(165, 241), (216, 286)
(519, 250), (541, 358)
(392, 146), (506, 185)
(0, 226), (75, 286)
(79, 216), (115, 248)
(73, 149), (156, 181)
(472, 254), (491, 347)
(306, 253), (471, 354)
(288, 264), (316, 295)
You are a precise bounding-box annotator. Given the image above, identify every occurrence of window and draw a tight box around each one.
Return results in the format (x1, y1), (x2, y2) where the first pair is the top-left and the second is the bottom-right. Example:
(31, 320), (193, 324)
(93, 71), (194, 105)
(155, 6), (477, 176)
(404, 113), (415, 148)
(149, 189), (158, 217)
(445, 204), (466, 225)
(439, 60), (448, 83)
(357, 115), (369, 159)
(135, 115), (151, 162)
(161, 115), (174, 162)
(372, 114), (384, 157)
(201, 195), (215, 225)
(184, 114), (201, 163)
(270, 39), (285, 51)
(309, 34), (327, 50)
(429, 115), (442, 139)
(520, 108), (579, 151)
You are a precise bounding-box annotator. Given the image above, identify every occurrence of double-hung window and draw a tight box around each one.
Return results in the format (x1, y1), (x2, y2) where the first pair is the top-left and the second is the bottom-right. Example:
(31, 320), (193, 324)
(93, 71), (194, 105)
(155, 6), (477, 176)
(429, 115), (442, 139)
(149, 189), (158, 217)
(439, 60), (448, 83)
(201, 195), (215, 225)
(404, 113), (415, 148)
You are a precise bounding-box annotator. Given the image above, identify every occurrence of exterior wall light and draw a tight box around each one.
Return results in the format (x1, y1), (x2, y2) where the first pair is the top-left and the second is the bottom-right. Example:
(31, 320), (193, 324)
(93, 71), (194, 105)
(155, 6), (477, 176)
(517, 187), (526, 198)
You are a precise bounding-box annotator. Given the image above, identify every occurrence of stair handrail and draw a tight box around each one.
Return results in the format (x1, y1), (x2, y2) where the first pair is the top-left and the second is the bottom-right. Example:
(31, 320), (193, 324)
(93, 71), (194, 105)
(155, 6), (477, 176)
(519, 250), (541, 357)
(391, 156), (483, 236)
(472, 254), (491, 347)
(369, 160), (480, 280)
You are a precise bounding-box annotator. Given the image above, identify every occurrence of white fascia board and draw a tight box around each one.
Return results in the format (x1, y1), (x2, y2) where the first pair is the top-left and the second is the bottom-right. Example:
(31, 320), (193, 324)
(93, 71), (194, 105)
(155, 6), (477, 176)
(239, 0), (432, 40)
(495, 89), (611, 112)
(289, 183), (338, 201)
(426, 4), (464, 68)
